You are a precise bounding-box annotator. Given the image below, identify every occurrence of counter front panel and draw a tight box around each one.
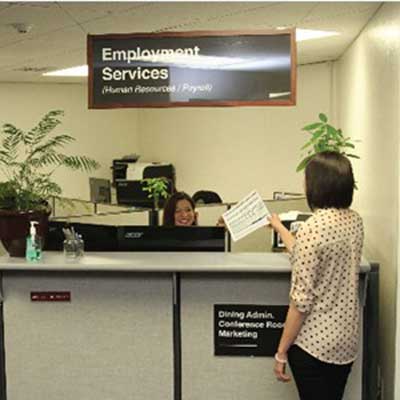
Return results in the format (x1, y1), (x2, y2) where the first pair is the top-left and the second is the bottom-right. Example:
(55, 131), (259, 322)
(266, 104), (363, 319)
(3, 272), (173, 400)
(0, 253), (372, 400)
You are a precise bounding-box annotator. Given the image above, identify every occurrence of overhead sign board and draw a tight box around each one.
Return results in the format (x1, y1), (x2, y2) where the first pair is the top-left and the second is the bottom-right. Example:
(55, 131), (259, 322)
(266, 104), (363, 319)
(214, 304), (288, 356)
(87, 30), (296, 108)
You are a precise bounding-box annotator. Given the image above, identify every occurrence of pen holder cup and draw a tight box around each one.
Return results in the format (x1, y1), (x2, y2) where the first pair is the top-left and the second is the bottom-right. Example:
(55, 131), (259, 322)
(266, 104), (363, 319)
(63, 237), (84, 259)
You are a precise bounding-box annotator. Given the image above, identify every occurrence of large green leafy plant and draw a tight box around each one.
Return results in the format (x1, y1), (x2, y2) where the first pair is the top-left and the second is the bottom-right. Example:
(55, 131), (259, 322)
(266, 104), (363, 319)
(297, 113), (359, 172)
(0, 110), (100, 211)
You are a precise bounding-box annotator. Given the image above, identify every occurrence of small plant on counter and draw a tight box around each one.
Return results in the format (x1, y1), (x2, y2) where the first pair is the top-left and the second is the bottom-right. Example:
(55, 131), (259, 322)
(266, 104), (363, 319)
(297, 113), (359, 172)
(0, 110), (100, 211)
(142, 177), (170, 209)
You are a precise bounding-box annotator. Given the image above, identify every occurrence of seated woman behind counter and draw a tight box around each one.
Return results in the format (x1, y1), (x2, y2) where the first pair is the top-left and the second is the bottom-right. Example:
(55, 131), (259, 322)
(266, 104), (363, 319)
(163, 191), (198, 226)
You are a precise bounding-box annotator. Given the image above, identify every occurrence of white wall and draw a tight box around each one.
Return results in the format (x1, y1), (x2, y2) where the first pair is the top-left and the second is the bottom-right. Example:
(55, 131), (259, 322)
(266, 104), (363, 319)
(336, 4), (400, 399)
(138, 63), (332, 202)
(0, 83), (139, 200)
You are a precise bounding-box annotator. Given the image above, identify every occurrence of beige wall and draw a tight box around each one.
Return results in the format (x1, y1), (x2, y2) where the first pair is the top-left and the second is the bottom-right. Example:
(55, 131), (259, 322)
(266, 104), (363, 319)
(336, 3), (400, 399)
(0, 64), (330, 205)
(0, 83), (139, 200)
(138, 63), (332, 202)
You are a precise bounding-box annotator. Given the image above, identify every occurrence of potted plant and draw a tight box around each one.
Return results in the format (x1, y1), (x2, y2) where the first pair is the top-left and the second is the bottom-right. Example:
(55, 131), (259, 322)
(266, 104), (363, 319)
(142, 177), (170, 226)
(0, 110), (99, 257)
(297, 113), (359, 172)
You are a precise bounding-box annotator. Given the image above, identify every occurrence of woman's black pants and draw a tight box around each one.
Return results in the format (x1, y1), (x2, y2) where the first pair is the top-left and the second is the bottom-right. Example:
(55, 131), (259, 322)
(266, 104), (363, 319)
(288, 345), (353, 400)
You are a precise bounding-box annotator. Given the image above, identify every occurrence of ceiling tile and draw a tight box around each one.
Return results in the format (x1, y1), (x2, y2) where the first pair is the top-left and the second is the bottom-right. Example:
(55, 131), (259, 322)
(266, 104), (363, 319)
(0, 1), (382, 83)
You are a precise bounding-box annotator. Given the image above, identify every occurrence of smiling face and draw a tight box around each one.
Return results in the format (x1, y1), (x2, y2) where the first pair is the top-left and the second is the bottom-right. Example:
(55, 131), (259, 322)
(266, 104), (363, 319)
(174, 199), (197, 226)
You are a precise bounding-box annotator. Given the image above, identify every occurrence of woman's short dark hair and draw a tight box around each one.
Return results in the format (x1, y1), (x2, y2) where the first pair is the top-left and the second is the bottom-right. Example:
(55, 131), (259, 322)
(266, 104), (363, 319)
(162, 191), (197, 226)
(305, 151), (355, 210)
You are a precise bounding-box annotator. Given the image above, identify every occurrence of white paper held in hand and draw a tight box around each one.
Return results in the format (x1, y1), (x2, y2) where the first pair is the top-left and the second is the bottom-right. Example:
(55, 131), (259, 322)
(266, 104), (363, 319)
(222, 190), (271, 242)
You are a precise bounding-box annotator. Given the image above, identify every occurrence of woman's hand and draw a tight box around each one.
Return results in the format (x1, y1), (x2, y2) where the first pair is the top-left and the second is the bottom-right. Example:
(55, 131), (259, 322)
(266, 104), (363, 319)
(267, 213), (296, 253)
(267, 213), (284, 232)
(273, 353), (291, 382)
(217, 216), (226, 228)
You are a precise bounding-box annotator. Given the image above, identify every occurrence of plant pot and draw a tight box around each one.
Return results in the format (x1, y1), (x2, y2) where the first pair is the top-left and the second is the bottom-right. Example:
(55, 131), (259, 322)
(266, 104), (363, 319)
(148, 209), (160, 226)
(0, 210), (50, 257)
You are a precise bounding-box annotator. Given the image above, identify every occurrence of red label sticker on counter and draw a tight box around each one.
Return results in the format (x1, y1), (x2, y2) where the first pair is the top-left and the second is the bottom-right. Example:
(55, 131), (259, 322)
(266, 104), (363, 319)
(31, 292), (71, 302)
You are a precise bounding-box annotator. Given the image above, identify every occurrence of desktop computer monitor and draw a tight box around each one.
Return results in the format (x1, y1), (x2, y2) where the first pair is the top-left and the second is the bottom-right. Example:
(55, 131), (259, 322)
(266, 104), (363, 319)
(89, 177), (111, 204)
(45, 222), (225, 252)
(118, 226), (225, 252)
(45, 221), (118, 251)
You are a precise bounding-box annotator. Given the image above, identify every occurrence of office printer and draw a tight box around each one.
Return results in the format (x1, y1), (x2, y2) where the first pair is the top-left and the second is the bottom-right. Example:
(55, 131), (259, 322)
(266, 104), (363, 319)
(112, 160), (175, 185)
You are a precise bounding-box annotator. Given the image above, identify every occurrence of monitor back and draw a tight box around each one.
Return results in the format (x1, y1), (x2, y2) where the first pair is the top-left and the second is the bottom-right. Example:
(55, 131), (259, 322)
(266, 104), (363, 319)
(118, 226), (225, 252)
(45, 221), (118, 251)
(89, 177), (111, 204)
(45, 222), (225, 252)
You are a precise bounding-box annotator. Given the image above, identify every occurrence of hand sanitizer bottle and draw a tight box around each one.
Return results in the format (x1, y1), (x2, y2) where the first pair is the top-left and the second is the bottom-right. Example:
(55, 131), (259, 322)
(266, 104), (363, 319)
(26, 221), (42, 261)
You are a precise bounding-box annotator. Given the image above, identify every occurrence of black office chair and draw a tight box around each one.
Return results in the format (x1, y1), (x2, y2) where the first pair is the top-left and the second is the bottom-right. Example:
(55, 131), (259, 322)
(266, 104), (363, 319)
(192, 190), (223, 204)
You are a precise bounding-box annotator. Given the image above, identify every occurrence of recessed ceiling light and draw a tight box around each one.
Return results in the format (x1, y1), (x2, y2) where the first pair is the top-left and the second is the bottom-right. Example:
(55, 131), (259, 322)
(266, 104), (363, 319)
(296, 28), (339, 42)
(43, 65), (88, 77)
(276, 27), (339, 41)
(43, 28), (339, 78)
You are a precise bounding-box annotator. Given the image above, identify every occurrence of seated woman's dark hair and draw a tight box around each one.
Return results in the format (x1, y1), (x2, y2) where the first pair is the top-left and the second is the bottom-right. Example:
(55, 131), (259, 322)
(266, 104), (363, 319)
(305, 151), (355, 211)
(162, 191), (197, 226)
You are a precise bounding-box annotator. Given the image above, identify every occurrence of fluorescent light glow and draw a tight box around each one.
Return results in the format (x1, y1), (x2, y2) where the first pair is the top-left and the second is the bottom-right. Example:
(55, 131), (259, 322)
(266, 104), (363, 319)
(43, 65), (88, 77)
(219, 56), (290, 71)
(43, 28), (339, 77)
(276, 27), (340, 41)
(296, 28), (339, 42)
(42, 54), (289, 77)
(269, 91), (291, 99)
(156, 54), (290, 71)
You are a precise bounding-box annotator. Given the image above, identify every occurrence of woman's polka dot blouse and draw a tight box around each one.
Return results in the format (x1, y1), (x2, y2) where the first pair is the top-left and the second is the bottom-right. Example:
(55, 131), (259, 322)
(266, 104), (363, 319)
(289, 208), (364, 364)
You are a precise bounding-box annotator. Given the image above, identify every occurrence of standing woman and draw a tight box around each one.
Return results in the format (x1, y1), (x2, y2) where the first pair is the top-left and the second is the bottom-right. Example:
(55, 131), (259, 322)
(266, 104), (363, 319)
(268, 151), (364, 400)
(163, 191), (198, 226)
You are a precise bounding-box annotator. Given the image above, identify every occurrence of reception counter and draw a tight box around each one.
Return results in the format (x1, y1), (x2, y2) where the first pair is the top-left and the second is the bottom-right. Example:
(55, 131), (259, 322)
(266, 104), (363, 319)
(0, 253), (377, 400)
